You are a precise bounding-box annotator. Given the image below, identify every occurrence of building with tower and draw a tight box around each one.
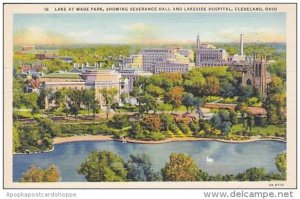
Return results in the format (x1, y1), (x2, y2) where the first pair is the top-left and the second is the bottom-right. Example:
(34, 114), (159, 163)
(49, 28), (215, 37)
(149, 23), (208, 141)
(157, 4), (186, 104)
(228, 34), (272, 95)
(241, 54), (271, 94)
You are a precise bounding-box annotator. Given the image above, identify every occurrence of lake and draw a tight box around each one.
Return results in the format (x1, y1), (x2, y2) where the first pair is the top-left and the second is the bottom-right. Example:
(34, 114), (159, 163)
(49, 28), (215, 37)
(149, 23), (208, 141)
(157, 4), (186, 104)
(13, 140), (286, 182)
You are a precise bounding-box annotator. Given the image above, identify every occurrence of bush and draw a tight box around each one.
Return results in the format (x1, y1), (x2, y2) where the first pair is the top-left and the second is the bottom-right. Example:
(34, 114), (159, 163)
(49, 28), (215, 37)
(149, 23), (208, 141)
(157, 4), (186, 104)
(175, 131), (185, 138)
(254, 116), (267, 126)
(194, 130), (206, 138)
(178, 123), (190, 134)
(60, 123), (117, 136)
(149, 132), (166, 141)
(189, 121), (200, 133)
(109, 114), (130, 129)
(170, 123), (180, 134)
(166, 130), (175, 138)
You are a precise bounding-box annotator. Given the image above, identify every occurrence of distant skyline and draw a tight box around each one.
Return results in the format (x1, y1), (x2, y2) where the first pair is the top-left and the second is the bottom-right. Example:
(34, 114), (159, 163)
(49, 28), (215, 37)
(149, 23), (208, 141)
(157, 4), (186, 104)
(13, 13), (286, 45)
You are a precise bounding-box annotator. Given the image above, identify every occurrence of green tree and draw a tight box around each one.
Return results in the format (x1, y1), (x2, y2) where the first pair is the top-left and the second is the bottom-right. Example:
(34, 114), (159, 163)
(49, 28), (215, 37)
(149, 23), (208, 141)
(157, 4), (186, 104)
(82, 89), (95, 115)
(109, 114), (130, 129)
(182, 93), (194, 113)
(78, 151), (127, 182)
(22, 92), (39, 115)
(69, 89), (83, 107)
(160, 113), (175, 131)
(276, 152), (286, 176)
(13, 92), (22, 119)
(161, 153), (201, 181)
(37, 88), (51, 109)
(90, 99), (100, 118)
(204, 76), (220, 99)
(19, 164), (60, 182)
(263, 76), (286, 124)
(236, 168), (268, 181)
(30, 105), (40, 117)
(37, 118), (61, 137)
(62, 102), (70, 119)
(51, 90), (65, 108)
(138, 94), (159, 114)
(127, 153), (161, 181)
(13, 127), (21, 152)
(70, 104), (79, 120)
(220, 81), (235, 103)
(145, 84), (164, 98)
(183, 69), (206, 97)
(100, 88), (118, 120)
(229, 111), (238, 125)
(164, 86), (184, 112)
(211, 111), (232, 135)
(239, 85), (253, 103)
(236, 101), (248, 127)
(246, 114), (255, 133)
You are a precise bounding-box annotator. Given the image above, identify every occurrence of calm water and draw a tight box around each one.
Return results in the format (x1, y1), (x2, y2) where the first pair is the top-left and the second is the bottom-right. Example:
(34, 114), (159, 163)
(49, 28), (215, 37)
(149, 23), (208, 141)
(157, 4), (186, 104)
(13, 140), (286, 182)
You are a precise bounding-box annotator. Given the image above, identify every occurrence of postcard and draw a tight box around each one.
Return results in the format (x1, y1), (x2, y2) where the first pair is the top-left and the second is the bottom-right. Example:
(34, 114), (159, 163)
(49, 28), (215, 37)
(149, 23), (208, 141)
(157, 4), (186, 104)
(3, 3), (297, 188)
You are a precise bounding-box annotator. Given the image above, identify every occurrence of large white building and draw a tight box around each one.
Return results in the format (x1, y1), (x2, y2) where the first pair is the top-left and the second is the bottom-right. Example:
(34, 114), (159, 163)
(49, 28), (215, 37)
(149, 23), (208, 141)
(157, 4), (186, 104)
(195, 35), (229, 67)
(153, 60), (192, 74)
(140, 48), (194, 74)
(140, 48), (174, 72)
(40, 69), (129, 109)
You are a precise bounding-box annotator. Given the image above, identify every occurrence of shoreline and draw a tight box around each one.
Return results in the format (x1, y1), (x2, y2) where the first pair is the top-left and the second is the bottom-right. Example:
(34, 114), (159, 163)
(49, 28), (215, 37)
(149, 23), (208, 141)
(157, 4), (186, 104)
(14, 135), (286, 155)
(13, 146), (55, 155)
(52, 134), (286, 145)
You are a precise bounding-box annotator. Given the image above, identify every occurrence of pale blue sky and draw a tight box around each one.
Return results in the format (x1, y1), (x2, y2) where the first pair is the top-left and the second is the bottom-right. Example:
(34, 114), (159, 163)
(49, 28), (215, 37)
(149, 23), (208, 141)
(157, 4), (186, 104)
(13, 13), (286, 44)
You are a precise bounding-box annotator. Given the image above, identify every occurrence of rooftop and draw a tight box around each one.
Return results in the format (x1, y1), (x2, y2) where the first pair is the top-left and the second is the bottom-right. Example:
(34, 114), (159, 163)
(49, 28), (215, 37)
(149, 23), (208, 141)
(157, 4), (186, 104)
(43, 73), (80, 79)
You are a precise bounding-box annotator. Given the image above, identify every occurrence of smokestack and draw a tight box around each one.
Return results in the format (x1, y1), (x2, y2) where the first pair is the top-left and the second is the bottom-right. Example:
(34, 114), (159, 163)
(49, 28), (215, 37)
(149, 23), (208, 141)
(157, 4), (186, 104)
(196, 34), (200, 49)
(240, 34), (244, 56)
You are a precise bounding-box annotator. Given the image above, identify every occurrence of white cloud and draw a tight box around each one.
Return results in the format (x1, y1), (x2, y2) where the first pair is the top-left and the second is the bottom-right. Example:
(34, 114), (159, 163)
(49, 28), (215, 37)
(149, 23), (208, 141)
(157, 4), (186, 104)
(14, 27), (78, 45)
(218, 27), (285, 43)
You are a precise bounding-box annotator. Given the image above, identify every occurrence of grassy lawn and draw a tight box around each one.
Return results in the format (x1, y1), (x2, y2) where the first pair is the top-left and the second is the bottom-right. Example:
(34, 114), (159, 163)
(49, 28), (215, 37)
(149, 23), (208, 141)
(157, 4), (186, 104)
(79, 109), (91, 115)
(205, 96), (221, 103)
(231, 123), (286, 137)
(248, 97), (262, 107)
(13, 110), (43, 119)
(222, 96), (238, 104)
(159, 103), (187, 112)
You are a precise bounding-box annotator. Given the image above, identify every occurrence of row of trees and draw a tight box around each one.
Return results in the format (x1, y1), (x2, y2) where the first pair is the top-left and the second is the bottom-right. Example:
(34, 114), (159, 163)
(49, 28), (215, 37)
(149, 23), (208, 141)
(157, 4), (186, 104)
(19, 165), (60, 182)
(13, 86), (122, 120)
(14, 45), (136, 75)
(77, 151), (286, 182)
(131, 67), (269, 117)
(132, 67), (246, 103)
(18, 151), (286, 182)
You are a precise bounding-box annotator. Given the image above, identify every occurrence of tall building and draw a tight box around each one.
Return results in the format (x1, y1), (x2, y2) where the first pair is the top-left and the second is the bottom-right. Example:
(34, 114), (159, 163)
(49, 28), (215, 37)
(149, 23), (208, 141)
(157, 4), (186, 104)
(153, 60), (192, 74)
(141, 48), (194, 73)
(141, 48), (174, 72)
(195, 35), (229, 67)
